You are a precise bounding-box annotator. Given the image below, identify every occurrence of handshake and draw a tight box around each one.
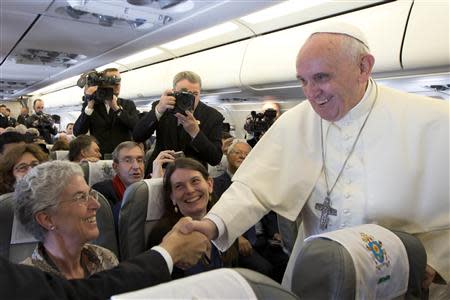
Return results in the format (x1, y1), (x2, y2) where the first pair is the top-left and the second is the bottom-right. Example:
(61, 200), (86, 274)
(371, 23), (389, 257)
(159, 217), (218, 269)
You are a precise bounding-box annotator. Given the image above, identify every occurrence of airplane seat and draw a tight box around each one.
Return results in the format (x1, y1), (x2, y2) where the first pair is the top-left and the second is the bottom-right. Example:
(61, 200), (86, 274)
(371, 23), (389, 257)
(92, 192), (120, 258)
(288, 224), (426, 299)
(0, 193), (38, 263)
(111, 268), (299, 300)
(0, 192), (119, 263)
(49, 150), (69, 160)
(119, 178), (165, 260)
(80, 160), (115, 186)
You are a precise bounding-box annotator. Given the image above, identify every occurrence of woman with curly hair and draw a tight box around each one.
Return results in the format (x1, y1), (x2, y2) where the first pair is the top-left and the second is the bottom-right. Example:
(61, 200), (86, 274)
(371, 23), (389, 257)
(0, 143), (48, 195)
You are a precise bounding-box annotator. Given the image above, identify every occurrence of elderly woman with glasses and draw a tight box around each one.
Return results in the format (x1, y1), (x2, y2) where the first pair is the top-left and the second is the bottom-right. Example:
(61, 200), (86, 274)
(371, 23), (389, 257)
(0, 143), (48, 195)
(14, 160), (118, 279)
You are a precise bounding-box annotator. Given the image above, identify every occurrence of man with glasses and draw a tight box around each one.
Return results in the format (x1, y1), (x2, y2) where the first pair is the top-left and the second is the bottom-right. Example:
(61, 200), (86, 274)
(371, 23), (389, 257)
(93, 141), (145, 229)
(133, 71), (224, 176)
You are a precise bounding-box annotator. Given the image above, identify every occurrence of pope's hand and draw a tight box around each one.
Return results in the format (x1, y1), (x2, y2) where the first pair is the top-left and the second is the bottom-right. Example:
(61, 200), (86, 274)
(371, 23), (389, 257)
(177, 217), (218, 240)
(159, 217), (210, 269)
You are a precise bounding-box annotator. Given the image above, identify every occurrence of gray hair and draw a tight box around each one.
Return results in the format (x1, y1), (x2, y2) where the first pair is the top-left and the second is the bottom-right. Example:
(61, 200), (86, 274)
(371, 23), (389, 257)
(112, 141), (143, 163)
(173, 71), (202, 88)
(14, 160), (84, 241)
(227, 139), (252, 155)
(310, 32), (370, 62)
(26, 127), (40, 137)
(15, 124), (27, 135)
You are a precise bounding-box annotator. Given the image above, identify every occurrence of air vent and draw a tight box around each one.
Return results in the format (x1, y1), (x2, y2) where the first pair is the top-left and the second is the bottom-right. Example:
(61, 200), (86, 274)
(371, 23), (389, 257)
(427, 84), (449, 91)
(12, 49), (86, 68)
(55, 0), (176, 30)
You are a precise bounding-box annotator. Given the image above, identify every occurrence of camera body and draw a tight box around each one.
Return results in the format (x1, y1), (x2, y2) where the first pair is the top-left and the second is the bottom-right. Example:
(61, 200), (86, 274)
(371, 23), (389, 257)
(31, 112), (54, 129)
(78, 71), (121, 103)
(168, 90), (195, 115)
(244, 108), (277, 136)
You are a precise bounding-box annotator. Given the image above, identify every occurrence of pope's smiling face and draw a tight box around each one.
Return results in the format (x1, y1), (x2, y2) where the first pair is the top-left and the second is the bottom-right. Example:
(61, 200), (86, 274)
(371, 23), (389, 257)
(296, 33), (373, 121)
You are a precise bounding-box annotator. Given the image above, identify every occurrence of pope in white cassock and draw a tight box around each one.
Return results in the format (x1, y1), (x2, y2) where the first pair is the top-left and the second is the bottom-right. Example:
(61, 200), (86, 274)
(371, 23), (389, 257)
(185, 23), (449, 296)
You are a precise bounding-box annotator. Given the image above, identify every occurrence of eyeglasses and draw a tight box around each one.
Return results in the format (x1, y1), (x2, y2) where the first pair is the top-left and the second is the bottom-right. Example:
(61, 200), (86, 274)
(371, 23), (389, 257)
(119, 157), (145, 165)
(60, 190), (99, 206)
(229, 150), (249, 157)
(13, 161), (40, 173)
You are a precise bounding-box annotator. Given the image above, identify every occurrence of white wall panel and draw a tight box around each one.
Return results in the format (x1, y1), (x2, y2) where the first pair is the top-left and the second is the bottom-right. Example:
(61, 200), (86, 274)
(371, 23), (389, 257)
(240, 1), (412, 88)
(402, 0), (450, 69)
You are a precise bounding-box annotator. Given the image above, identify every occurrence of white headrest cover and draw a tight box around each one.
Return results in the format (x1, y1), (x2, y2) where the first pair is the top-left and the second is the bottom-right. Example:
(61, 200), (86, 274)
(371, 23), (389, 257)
(112, 268), (257, 299)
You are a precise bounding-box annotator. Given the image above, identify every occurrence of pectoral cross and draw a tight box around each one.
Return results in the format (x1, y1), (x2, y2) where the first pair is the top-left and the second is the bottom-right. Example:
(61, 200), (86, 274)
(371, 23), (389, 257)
(315, 196), (337, 230)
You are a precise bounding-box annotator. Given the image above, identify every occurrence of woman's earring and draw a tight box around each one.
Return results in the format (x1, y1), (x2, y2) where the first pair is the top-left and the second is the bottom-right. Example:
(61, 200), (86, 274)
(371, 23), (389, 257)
(174, 204), (178, 213)
(49, 225), (55, 231)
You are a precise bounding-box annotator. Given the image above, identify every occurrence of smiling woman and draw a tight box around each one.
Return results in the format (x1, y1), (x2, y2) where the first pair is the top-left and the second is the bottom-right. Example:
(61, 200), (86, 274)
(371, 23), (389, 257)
(14, 161), (118, 279)
(146, 157), (238, 279)
(0, 143), (48, 196)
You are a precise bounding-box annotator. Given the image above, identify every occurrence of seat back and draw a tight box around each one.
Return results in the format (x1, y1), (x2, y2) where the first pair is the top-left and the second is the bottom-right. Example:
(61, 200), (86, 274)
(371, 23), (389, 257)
(0, 192), (119, 263)
(92, 193), (119, 258)
(289, 225), (426, 299)
(111, 268), (299, 299)
(119, 178), (165, 260)
(80, 160), (115, 186)
(0, 193), (38, 263)
(50, 150), (69, 160)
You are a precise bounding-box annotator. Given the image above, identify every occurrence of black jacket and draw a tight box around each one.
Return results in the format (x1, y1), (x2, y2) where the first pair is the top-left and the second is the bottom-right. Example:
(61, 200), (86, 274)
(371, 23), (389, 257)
(17, 114), (29, 126)
(133, 101), (223, 174)
(74, 98), (139, 156)
(0, 250), (170, 300)
(26, 113), (58, 144)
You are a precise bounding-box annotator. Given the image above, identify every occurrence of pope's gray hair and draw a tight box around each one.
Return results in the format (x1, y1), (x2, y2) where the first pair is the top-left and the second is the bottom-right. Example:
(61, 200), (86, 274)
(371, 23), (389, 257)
(14, 160), (84, 241)
(310, 32), (370, 62)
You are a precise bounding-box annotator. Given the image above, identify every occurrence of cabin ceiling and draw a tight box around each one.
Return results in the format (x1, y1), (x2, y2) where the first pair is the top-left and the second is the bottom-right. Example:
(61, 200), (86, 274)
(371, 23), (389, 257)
(0, 0), (392, 102)
(0, 0), (279, 101)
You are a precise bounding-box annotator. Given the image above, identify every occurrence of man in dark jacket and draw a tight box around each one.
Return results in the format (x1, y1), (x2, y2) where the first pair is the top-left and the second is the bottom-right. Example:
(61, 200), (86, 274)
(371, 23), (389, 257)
(1, 217), (209, 300)
(74, 68), (139, 157)
(26, 99), (58, 144)
(133, 71), (223, 176)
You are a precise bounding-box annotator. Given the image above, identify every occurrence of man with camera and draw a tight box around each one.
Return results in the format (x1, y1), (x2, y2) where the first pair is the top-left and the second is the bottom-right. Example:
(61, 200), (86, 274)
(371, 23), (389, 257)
(133, 71), (223, 176)
(73, 68), (139, 157)
(26, 99), (58, 144)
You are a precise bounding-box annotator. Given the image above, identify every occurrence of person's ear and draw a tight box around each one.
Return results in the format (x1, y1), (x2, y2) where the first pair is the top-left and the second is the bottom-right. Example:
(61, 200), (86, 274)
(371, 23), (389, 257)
(35, 211), (55, 231)
(359, 54), (375, 81)
(112, 161), (119, 172)
(207, 177), (213, 194)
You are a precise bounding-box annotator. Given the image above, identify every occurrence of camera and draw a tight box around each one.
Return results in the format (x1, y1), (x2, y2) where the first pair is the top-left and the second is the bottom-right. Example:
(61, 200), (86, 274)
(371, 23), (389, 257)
(77, 71), (121, 103)
(244, 108), (277, 136)
(31, 112), (54, 128)
(168, 89), (195, 115)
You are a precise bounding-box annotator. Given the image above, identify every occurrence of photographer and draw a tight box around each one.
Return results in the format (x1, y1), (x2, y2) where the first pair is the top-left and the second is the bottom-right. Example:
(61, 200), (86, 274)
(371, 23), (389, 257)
(73, 68), (139, 157)
(133, 71), (223, 176)
(26, 99), (58, 144)
(245, 106), (279, 147)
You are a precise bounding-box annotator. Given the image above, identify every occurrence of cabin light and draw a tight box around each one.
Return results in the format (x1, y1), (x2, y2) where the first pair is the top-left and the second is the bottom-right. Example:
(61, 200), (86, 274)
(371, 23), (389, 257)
(240, 0), (329, 24)
(160, 22), (238, 50)
(116, 48), (163, 65)
(32, 75), (80, 95)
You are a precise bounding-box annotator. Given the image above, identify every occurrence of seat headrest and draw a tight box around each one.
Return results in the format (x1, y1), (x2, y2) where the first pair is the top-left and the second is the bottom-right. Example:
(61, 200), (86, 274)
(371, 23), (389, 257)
(87, 160), (115, 186)
(55, 150), (69, 160)
(144, 178), (165, 221)
(293, 224), (409, 299)
(11, 215), (38, 245)
(111, 269), (258, 299)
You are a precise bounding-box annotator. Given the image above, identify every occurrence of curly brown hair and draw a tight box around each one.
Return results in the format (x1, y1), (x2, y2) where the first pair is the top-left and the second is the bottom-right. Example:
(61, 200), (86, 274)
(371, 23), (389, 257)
(0, 144), (48, 195)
